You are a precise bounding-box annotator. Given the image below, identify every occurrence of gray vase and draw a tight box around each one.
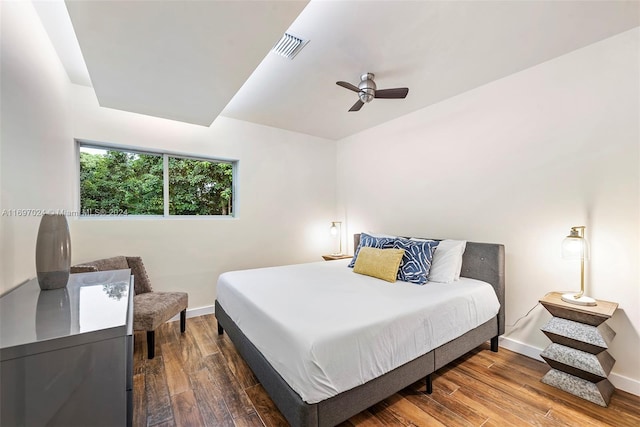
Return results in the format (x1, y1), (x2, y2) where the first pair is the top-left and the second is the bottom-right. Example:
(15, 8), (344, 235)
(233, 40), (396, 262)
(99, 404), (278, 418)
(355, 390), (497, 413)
(35, 214), (71, 290)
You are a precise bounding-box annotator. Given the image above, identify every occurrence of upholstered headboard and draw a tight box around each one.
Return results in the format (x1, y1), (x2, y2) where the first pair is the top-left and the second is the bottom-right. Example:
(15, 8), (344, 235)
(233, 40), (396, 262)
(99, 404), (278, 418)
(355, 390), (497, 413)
(353, 234), (505, 335)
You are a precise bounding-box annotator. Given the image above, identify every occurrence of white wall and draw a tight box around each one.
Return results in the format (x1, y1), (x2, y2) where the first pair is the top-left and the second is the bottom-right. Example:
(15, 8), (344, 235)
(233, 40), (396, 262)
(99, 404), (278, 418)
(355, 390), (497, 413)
(1, 1), (74, 293)
(70, 86), (337, 309)
(336, 28), (639, 393)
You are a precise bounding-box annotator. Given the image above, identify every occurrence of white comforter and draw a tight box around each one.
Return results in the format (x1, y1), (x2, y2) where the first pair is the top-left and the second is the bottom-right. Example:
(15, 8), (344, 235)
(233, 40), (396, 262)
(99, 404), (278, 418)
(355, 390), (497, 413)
(216, 259), (500, 404)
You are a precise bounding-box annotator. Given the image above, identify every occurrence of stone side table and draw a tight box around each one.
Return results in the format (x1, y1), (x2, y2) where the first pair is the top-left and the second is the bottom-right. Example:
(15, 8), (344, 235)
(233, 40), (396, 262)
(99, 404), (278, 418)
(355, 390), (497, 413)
(539, 292), (618, 406)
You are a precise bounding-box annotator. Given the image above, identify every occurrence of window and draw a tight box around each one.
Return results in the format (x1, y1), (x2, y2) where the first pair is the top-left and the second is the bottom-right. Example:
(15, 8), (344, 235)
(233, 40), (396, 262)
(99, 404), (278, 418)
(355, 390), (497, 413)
(78, 143), (235, 217)
(168, 157), (233, 215)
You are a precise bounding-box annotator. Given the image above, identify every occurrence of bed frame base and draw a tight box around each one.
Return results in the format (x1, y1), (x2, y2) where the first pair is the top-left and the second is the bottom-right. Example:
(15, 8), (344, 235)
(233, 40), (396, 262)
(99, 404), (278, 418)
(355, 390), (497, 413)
(216, 300), (498, 427)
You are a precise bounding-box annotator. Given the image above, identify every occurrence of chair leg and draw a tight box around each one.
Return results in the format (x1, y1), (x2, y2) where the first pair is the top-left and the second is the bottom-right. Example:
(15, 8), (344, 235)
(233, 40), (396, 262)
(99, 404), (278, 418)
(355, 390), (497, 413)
(180, 309), (186, 333)
(147, 330), (155, 359)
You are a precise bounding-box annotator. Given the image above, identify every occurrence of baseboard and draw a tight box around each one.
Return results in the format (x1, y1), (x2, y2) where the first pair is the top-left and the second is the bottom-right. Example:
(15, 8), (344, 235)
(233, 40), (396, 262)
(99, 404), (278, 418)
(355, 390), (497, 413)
(168, 304), (214, 322)
(499, 336), (640, 396)
(498, 336), (545, 362)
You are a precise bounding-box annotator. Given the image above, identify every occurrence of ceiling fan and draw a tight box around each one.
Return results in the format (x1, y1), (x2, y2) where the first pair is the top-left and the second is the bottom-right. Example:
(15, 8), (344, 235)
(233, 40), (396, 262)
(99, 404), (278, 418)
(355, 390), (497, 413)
(336, 73), (409, 112)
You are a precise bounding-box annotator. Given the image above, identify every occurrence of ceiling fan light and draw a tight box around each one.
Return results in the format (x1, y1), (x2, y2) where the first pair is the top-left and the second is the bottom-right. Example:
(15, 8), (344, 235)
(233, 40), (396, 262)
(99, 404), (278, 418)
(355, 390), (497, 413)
(359, 90), (375, 103)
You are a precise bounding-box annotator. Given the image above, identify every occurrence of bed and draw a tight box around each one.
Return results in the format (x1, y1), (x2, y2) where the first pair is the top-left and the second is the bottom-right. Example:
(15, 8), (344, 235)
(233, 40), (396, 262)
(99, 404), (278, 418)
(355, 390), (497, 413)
(215, 234), (505, 426)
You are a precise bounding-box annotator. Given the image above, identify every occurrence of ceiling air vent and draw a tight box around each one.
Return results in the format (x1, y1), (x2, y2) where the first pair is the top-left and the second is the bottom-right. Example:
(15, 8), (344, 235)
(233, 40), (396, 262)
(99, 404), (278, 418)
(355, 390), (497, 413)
(271, 33), (309, 60)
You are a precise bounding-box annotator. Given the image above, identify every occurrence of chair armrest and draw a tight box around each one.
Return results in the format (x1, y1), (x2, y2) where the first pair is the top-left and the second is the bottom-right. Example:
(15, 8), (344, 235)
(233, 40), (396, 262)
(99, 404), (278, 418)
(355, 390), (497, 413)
(70, 265), (99, 273)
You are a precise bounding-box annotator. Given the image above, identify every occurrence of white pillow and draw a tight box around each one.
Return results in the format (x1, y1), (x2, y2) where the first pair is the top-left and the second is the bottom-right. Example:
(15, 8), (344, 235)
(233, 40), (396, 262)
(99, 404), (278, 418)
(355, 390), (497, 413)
(412, 238), (466, 283)
(365, 232), (398, 238)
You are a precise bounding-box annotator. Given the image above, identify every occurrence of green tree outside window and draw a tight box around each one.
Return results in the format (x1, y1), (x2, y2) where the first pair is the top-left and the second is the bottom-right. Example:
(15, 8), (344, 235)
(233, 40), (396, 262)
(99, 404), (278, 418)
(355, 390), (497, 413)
(79, 145), (234, 216)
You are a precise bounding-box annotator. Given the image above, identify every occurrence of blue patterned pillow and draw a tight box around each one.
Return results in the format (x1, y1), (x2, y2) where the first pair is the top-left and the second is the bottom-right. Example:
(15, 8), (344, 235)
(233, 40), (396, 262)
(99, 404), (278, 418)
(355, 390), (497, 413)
(393, 238), (439, 285)
(348, 233), (396, 268)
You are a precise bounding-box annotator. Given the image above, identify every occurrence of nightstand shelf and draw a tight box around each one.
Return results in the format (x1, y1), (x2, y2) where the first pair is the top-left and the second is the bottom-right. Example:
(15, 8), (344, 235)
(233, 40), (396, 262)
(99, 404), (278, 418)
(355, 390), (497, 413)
(322, 254), (352, 261)
(539, 292), (618, 407)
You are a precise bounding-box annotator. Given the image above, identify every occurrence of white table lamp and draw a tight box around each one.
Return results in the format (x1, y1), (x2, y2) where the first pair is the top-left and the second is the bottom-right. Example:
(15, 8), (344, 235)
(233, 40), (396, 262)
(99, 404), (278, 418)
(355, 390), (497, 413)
(330, 221), (342, 256)
(561, 226), (596, 306)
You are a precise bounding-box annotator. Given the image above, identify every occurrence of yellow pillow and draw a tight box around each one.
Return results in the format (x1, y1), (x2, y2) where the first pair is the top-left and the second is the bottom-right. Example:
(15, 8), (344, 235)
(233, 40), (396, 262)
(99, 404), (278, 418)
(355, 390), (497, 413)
(353, 247), (405, 283)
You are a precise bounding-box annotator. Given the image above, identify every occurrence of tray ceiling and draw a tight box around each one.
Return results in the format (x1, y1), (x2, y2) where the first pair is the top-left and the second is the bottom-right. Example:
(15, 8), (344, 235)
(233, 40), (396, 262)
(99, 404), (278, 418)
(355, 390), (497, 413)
(41, 1), (640, 139)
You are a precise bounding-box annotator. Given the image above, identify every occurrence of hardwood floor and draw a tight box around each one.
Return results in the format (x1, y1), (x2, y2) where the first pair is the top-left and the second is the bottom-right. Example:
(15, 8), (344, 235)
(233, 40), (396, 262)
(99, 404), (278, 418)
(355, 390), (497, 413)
(134, 315), (640, 427)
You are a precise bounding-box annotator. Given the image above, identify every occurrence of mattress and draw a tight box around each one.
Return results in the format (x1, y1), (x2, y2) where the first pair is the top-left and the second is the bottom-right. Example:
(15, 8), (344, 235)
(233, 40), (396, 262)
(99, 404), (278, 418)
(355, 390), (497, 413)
(216, 259), (500, 404)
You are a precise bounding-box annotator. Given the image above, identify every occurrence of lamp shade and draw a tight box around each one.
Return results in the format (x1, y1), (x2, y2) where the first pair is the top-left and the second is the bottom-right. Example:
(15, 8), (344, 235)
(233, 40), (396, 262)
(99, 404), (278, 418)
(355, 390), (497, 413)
(560, 225), (596, 306)
(329, 221), (342, 255)
(561, 226), (587, 260)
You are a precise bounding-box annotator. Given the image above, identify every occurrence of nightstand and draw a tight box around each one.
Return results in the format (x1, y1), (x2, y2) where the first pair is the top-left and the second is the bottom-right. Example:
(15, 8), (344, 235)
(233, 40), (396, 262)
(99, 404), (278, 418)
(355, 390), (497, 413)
(539, 292), (618, 406)
(322, 254), (352, 261)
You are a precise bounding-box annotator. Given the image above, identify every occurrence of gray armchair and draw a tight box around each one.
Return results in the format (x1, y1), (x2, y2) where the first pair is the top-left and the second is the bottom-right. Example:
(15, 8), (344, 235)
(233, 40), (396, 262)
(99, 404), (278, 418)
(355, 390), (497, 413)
(71, 256), (188, 359)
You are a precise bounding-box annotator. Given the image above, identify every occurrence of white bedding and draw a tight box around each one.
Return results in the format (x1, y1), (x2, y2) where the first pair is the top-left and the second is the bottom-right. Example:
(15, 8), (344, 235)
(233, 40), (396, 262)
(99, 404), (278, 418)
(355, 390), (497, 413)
(217, 259), (500, 404)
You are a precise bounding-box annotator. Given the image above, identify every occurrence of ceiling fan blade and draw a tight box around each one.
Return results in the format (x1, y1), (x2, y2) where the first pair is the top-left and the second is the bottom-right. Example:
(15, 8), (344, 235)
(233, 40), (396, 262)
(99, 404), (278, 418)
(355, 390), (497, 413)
(337, 81), (360, 93)
(349, 99), (364, 112)
(375, 88), (409, 99)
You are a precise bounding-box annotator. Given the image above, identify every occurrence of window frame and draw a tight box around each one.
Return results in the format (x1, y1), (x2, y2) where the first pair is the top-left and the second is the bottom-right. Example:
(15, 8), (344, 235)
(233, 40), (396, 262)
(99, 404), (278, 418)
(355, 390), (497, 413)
(76, 140), (238, 219)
